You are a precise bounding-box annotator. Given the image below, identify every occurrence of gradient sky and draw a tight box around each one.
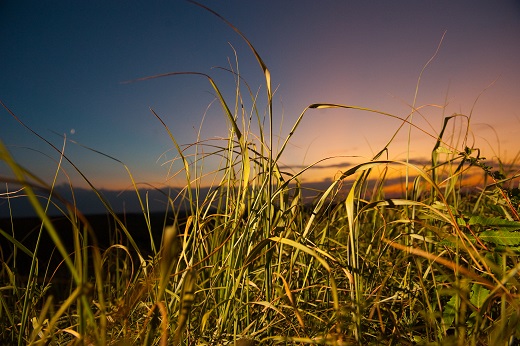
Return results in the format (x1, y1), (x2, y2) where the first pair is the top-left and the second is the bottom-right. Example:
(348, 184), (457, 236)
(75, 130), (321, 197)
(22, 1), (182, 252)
(1, 1), (520, 196)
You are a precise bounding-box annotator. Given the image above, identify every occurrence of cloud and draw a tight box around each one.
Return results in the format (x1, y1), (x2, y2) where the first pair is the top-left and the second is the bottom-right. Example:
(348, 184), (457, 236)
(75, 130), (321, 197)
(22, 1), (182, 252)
(281, 157), (432, 172)
(281, 161), (356, 171)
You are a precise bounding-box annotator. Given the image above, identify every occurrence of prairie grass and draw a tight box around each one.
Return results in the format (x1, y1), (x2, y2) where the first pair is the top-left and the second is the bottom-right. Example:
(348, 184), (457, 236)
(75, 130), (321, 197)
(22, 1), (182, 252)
(2, 3), (520, 345)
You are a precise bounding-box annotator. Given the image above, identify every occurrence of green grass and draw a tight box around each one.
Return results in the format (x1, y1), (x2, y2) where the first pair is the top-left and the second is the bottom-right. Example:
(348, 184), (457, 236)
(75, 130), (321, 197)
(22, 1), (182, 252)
(2, 3), (520, 345)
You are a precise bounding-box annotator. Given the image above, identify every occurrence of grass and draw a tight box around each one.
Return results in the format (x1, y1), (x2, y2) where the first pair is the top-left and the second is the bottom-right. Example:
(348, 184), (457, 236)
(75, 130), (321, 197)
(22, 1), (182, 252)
(2, 3), (520, 345)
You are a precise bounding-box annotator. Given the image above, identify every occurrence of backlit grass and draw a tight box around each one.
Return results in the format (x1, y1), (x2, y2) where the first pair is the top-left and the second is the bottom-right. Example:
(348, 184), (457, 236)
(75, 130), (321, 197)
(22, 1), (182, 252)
(2, 3), (520, 345)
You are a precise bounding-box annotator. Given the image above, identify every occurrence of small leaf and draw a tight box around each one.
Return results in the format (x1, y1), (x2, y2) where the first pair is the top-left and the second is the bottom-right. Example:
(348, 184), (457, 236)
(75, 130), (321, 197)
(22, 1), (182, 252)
(468, 283), (490, 328)
(468, 216), (520, 231)
(470, 283), (489, 309)
(435, 146), (454, 154)
(479, 231), (520, 246)
(442, 295), (458, 328)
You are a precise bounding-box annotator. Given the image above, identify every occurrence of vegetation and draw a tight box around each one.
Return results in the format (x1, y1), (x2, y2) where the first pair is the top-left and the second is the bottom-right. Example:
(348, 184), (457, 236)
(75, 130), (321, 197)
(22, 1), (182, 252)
(1, 3), (520, 345)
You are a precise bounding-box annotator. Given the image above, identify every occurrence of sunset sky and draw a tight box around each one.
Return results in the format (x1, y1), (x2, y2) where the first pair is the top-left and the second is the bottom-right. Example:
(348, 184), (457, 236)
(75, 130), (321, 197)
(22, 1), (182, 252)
(1, 1), (520, 206)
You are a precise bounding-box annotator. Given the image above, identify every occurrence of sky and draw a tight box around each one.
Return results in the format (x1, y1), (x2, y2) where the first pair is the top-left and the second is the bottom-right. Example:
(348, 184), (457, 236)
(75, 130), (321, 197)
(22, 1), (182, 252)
(1, 1), (520, 215)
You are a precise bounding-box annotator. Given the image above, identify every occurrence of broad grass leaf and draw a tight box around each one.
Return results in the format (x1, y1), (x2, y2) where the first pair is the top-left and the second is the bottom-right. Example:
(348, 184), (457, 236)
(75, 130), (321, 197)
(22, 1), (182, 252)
(0, 228), (34, 258)
(250, 301), (285, 317)
(269, 236), (330, 272)
(244, 238), (271, 269)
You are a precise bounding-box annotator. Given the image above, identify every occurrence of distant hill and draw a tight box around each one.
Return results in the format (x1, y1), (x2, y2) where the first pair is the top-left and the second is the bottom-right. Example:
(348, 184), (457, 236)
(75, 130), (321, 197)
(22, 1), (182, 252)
(0, 180), (339, 218)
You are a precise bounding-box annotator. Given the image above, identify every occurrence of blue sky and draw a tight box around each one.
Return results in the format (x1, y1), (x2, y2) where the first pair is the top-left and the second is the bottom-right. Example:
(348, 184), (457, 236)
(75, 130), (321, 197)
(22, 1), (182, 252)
(1, 1), (520, 211)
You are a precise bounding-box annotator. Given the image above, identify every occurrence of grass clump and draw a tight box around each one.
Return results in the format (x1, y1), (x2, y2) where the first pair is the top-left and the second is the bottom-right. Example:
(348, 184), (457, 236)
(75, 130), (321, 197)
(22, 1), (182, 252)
(2, 3), (520, 345)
